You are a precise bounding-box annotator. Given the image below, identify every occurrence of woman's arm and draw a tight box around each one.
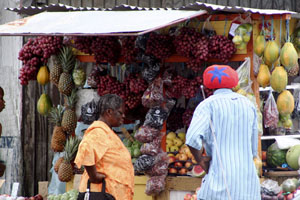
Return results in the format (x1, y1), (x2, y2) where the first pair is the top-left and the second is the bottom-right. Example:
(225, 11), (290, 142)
(188, 145), (211, 174)
(84, 165), (106, 183)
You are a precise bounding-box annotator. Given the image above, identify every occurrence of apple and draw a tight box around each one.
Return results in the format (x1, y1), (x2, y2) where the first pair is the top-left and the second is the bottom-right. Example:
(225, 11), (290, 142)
(191, 194), (197, 200)
(195, 187), (201, 193)
(178, 153), (188, 161)
(185, 161), (193, 168)
(183, 193), (192, 200)
(174, 162), (183, 168)
(179, 168), (187, 175)
(168, 156), (176, 164)
(287, 193), (294, 200)
(169, 167), (177, 174)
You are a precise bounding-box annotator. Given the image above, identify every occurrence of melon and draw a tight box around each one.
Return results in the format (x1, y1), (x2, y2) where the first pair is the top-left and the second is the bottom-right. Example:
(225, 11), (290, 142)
(286, 145), (300, 170)
(277, 90), (295, 115)
(191, 165), (206, 178)
(37, 93), (52, 116)
(257, 64), (270, 88)
(282, 178), (298, 193)
(264, 40), (280, 64)
(266, 143), (287, 167)
(254, 35), (266, 57)
(270, 66), (288, 93)
(280, 42), (298, 70)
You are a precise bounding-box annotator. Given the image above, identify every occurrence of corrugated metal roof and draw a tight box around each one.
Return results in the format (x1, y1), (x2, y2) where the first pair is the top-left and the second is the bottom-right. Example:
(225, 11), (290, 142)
(0, 10), (207, 36)
(5, 3), (173, 16)
(6, 2), (297, 16)
(180, 2), (297, 15)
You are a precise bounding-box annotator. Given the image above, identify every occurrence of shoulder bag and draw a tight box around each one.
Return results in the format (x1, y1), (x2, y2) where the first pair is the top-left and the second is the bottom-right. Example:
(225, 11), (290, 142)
(77, 179), (115, 200)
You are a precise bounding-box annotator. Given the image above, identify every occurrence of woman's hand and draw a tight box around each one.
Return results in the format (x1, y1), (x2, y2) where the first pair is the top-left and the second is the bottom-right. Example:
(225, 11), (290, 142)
(199, 156), (211, 174)
(85, 165), (106, 183)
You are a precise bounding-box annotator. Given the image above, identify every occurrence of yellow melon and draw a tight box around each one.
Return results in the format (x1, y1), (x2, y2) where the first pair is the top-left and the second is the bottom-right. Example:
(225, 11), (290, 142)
(257, 64), (271, 88)
(277, 90), (295, 115)
(264, 40), (280, 64)
(270, 66), (288, 93)
(280, 42), (298, 70)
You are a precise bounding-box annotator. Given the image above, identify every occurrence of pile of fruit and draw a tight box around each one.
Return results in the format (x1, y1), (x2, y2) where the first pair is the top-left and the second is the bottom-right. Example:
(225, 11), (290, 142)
(123, 134), (142, 165)
(183, 187), (201, 200)
(232, 23), (253, 50)
(48, 189), (78, 200)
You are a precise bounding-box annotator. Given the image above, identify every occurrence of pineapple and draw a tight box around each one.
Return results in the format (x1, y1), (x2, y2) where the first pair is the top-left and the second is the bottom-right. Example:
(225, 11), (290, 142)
(49, 105), (66, 152)
(58, 46), (76, 96)
(54, 157), (64, 173)
(49, 56), (63, 86)
(58, 136), (81, 182)
(62, 89), (78, 134)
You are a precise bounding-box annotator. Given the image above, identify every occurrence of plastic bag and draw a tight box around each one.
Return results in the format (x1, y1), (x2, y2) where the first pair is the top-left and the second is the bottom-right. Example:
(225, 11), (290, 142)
(142, 63), (161, 83)
(202, 15), (216, 37)
(140, 137), (162, 156)
(142, 77), (164, 108)
(263, 91), (279, 129)
(80, 100), (99, 125)
(135, 34), (150, 52)
(134, 154), (155, 173)
(134, 125), (161, 143)
(143, 100), (175, 129)
(275, 137), (300, 150)
(145, 175), (167, 196)
(292, 85), (300, 118)
(231, 14), (252, 50)
(236, 57), (253, 93)
(261, 179), (281, 196)
(253, 54), (262, 76)
(87, 65), (103, 88)
(145, 151), (169, 176)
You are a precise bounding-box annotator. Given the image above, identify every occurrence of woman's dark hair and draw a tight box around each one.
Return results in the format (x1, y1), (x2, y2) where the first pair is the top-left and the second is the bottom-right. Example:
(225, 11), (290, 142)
(98, 94), (123, 116)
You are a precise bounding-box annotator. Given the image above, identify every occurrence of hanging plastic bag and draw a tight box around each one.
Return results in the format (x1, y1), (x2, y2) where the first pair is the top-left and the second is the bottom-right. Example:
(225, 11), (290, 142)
(80, 99), (99, 125)
(231, 14), (252, 50)
(134, 154), (155, 173)
(253, 54), (263, 76)
(145, 175), (167, 195)
(202, 15), (216, 37)
(140, 137), (162, 156)
(263, 90), (279, 129)
(236, 57), (253, 94)
(142, 77), (164, 108)
(145, 151), (169, 176)
(134, 125), (161, 143)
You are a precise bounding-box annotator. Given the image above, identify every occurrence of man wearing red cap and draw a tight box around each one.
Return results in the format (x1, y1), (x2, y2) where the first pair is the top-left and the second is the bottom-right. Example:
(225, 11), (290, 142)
(185, 65), (260, 200)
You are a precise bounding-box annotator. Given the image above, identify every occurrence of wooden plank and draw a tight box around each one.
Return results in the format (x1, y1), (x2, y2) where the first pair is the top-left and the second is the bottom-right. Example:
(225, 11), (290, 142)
(261, 0), (273, 9)
(206, 0), (218, 4)
(250, 0), (262, 8)
(128, 0), (138, 6)
(48, 0), (60, 4)
(82, 0), (93, 7)
(71, 0), (81, 7)
(104, 0), (116, 8)
(216, 0), (228, 6)
(138, 0), (150, 7)
(117, 0), (128, 5)
(239, 0), (250, 7)
(165, 177), (202, 191)
(173, 0), (184, 8)
(93, 0), (105, 7)
(273, 0), (284, 10)
(59, 0), (72, 5)
(152, 0), (162, 7)
(162, 0), (173, 7)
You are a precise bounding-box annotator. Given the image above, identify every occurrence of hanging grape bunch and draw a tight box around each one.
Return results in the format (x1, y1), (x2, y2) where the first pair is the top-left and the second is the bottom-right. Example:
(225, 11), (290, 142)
(127, 74), (148, 94)
(187, 36), (209, 71)
(167, 75), (187, 99)
(90, 36), (121, 66)
(97, 75), (125, 96)
(145, 32), (174, 61)
(208, 35), (236, 63)
(18, 36), (63, 85)
(182, 108), (195, 127)
(71, 36), (95, 55)
(120, 36), (138, 64)
(167, 107), (185, 131)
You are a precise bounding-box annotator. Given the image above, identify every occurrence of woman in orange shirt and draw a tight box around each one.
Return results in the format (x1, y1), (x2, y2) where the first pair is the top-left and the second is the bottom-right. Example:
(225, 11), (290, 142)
(75, 94), (134, 200)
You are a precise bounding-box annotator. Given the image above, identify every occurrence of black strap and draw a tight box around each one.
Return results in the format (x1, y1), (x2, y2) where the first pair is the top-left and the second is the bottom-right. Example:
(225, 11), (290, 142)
(87, 179), (106, 193)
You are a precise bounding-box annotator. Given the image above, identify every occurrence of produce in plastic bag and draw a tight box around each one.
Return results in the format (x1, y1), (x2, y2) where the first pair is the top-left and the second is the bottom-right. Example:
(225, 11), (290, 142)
(279, 113), (293, 129)
(134, 154), (155, 173)
(87, 65), (103, 88)
(140, 137), (162, 156)
(202, 15), (216, 37)
(260, 179), (281, 196)
(80, 100), (99, 125)
(134, 125), (161, 143)
(142, 77), (164, 108)
(145, 151), (169, 176)
(145, 175), (167, 195)
(135, 34), (150, 52)
(231, 14), (252, 50)
(235, 57), (253, 94)
(263, 91), (279, 129)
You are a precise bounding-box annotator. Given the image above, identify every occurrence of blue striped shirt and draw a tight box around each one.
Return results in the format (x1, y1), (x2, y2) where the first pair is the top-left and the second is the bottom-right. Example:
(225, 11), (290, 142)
(186, 88), (260, 200)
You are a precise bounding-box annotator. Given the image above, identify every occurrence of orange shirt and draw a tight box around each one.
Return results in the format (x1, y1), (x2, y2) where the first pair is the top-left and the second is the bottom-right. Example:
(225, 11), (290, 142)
(74, 121), (134, 200)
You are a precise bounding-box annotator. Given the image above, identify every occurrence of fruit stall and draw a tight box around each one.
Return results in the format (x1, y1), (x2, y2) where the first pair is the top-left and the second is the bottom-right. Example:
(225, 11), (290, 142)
(1, 2), (300, 200)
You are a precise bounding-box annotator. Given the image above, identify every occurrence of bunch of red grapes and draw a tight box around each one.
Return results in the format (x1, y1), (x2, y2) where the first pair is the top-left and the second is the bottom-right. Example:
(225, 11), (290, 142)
(18, 36), (63, 85)
(72, 36), (94, 55)
(90, 36), (121, 66)
(145, 32), (174, 61)
(120, 36), (138, 64)
(187, 36), (209, 71)
(167, 107), (185, 131)
(182, 108), (195, 127)
(97, 75), (125, 96)
(208, 35), (236, 62)
(125, 93), (143, 110)
(126, 74), (148, 94)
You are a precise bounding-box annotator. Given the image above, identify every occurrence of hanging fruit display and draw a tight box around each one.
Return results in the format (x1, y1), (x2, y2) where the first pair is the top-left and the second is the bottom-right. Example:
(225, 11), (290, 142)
(257, 64), (271, 88)
(49, 56), (63, 86)
(264, 40), (280, 65)
(232, 23), (253, 50)
(62, 90), (78, 134)
(276, 90), (295, 115)
(270, 66), (288, 93)
(37, 93), (52, 116)
(280, 41), (298, 71)
(254, 35), (266, 57)
(49, 105), (66, 152)
(36, 65), (50, 85)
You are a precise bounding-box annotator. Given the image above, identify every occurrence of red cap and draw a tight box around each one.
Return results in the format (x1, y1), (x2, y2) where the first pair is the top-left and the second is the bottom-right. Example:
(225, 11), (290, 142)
(203, 65), (239, 89)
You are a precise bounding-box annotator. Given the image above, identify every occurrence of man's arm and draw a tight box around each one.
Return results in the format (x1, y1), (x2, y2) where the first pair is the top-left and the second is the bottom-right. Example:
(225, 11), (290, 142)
(84, 165), (106, 183)
(188, 145), (211, 174)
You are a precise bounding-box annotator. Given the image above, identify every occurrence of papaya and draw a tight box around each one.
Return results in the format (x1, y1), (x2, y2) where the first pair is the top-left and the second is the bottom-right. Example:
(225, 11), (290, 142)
(37, 93), (52, 116)
(264, 40), (280, 64)
(280, 42), (298, 70)
(37, 66), (50, 85)
(254, 35), (266, 57)
(277, 90), (295, 115)
(264, 57), (280, 71)
(270, 66), (288, 93)
(257, 64), (270, 88)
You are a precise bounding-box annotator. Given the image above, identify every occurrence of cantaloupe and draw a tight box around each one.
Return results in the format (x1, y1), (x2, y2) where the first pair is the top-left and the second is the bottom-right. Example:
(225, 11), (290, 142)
(280, 42), (298, 71)
(264, 40), (280, 64)
(270, 66), (288, 93)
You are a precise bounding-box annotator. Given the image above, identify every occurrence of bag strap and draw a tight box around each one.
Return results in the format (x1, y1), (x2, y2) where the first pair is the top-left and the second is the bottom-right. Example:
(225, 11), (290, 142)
(87, 179), (107, 193)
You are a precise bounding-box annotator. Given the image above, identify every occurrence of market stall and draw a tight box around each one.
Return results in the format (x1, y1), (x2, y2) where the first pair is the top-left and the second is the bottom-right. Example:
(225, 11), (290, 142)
(0, 2), (300, 200)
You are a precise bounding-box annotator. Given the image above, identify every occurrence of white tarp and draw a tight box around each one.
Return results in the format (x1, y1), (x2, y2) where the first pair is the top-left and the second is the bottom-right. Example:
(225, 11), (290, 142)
(0, 10), (207, 36)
